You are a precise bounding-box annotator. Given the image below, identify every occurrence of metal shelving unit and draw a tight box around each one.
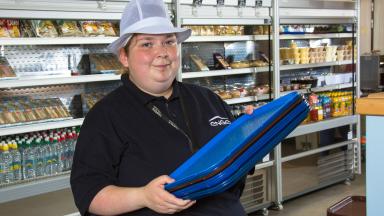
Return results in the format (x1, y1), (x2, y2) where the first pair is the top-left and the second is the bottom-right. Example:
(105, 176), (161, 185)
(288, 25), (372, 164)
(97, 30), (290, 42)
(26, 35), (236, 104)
(280, 60), (352, 71)
(279, 33), (354, 40)
(0, 118), (84, 137)
(0, 173), (70, 203)
(0, 37), (118, 46)
(287, 115), (358, 139)
(181, 67), (269, 79)
(0, 74), (121, 88)
(186, 35), (269, 42)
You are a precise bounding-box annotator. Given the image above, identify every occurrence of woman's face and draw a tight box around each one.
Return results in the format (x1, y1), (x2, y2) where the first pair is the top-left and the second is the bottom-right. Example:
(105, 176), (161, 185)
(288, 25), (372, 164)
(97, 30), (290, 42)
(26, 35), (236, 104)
(119, 33), (179, 96)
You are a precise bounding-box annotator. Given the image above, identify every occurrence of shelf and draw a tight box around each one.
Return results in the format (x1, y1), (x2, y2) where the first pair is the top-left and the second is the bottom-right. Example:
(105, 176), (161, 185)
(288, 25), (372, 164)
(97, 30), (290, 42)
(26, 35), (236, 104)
(287, 115), (358, 138)
(311, 83), (355, 92)
(0, 74), (121, 89)
(0, 173), (70, 203)
(279, 83), (355, 96)
(185, 35), (269, 42)
(0, 37), (118, 46)
(224, 94), (270, 105)
(182, 67), (269, 79)
(280, 60), (353, 71)
(0, 118), (84, 136)
(279, 33), (353, 40)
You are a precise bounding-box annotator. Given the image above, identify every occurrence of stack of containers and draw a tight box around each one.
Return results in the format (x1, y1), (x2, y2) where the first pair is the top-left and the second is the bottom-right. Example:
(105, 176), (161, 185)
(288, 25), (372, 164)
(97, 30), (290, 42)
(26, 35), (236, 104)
(165, 92), (310, 200)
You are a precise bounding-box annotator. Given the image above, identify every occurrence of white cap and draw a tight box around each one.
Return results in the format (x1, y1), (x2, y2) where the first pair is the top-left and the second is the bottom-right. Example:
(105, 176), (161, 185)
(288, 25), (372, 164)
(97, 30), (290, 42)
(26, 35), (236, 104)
(108, 0), (191, 55)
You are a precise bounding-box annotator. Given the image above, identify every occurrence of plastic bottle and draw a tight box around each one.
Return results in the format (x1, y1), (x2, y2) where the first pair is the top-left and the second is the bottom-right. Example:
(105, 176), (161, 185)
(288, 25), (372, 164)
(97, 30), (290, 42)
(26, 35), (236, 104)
(44, 137), (53, 175)
(0, 142), (4, 184)
(2, 143), (14, 183)
(51, 137), (60, 174)
(22, 140), (36, 179)
(35, 139), (45, 177)
(10, 142), (22, 181)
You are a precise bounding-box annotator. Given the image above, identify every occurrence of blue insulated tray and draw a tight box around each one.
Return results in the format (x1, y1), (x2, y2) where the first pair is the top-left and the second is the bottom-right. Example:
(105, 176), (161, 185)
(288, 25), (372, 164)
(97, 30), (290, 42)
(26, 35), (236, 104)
(165, 92), (305, 192)
(174, 104), (309, 200)
(165, 92), (309, 194)
(171, 101), (309, 199)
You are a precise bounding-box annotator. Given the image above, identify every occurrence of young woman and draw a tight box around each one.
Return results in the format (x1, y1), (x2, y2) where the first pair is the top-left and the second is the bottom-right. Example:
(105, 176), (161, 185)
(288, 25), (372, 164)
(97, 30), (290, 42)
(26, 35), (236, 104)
(70, 0), (252, 215)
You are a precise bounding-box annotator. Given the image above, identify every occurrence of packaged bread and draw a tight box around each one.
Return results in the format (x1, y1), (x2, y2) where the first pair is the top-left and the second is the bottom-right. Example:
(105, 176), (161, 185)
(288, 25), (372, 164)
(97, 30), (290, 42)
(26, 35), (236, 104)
(6, 20), (21, 38)
(190, 54), (209, 71)
(20, 20), (35, 37)
(229, 61), (250, 69)
(0, 56), (16, 78)
(80, 21), (102, 36)
(32, 20), (59, 37)
(98, 21), (117, 36)
(56, 20), (82, 37)
(213, 53), (231, 69)
(0, 19), (10, 37)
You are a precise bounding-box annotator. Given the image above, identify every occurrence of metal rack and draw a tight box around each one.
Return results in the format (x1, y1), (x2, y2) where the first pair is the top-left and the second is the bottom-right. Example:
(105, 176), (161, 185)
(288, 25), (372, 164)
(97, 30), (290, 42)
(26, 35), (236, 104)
(0, 1), (361, 214)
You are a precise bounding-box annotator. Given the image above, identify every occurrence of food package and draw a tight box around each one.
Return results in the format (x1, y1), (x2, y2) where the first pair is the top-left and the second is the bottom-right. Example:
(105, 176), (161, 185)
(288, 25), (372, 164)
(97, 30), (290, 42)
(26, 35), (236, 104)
(32, 20), (59, 37)
(89, 53), (123, 74)
(80, 21), (102, 36)
(0, 19), (10, 37)
(56, 20), (82, 37)
(6, 20), (21, 37)
(190, 54), (209, 71)
(0, 56), (16, 78)
(20, 20), (35, 37)
(98, 21), (117, 36)
(213, 53), (231, 69)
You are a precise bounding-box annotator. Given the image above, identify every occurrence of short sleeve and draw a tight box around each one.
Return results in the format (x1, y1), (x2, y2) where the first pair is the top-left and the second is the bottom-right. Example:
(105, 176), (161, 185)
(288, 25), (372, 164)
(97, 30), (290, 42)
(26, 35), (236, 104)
(70, 105), (125, 215)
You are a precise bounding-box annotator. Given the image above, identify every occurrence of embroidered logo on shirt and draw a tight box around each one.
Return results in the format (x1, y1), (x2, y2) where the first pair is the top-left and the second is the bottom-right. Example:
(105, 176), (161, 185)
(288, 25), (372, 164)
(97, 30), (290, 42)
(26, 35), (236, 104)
(209, 116), (231, 127)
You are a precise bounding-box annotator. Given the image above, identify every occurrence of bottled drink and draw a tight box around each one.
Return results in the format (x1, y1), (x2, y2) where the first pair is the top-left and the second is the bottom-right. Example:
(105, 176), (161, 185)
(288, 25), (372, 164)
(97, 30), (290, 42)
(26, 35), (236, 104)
(35, 139), (45, 177)
(44, 137), (53, 175)
(22, 140), (36, 179)
(10, 142), (22, 181)
(2, 143), (14, 183)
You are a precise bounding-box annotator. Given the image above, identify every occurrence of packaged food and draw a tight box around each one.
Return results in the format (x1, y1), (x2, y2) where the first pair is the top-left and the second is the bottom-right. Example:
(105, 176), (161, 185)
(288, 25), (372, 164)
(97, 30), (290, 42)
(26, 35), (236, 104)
(229, 61), (249, 69)
(213, 53), (231, 69)
(6, 20), (21, 38)
(32, 20), (59, 37)
(98, 21), (117, 36)
(0, 56), (16, 78)
(0, 19), (10, 37)
(20, 20), (35, 37)
(56, 20), (82, 37)
(190, 54), (209, 71)
(80, 21), (102, 36)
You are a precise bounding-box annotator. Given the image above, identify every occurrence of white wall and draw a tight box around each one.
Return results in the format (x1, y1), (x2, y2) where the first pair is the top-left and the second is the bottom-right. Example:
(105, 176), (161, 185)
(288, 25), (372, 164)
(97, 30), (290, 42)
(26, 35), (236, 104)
(374, 0), (384, 53)
(360, 0), (372, 54)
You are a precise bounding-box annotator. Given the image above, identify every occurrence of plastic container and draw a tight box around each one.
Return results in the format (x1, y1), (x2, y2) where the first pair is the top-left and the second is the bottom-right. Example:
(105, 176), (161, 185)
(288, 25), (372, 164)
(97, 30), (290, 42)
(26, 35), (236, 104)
(327, 196), (366, 216)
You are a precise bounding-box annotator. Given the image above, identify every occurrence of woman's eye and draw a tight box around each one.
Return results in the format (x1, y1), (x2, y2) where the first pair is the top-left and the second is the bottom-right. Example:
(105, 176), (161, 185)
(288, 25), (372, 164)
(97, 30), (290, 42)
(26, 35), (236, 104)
(141, 42), (152, 48)
(165, 40), (177, 46)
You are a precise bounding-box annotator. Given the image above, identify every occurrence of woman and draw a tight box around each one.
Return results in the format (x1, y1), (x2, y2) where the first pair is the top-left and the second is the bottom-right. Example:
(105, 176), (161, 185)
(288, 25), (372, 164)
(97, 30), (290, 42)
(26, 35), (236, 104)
(70, 0), (252, 215)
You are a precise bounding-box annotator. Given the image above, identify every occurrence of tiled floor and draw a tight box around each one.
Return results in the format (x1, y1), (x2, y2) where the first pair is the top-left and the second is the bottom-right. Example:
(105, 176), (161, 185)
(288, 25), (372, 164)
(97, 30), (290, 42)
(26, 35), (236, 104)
(0, 169), (365, 216)
(249, 169), (365, 216)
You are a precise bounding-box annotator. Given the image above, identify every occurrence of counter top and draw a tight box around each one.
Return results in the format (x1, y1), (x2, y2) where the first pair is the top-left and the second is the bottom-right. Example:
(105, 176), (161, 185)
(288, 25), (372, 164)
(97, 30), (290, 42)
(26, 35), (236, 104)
(356, 92), (384, 116)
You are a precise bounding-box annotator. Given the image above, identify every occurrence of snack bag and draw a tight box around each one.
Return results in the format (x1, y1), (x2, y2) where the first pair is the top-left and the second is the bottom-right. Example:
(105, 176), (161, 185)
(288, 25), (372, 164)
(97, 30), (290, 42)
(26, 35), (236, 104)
(98, 21), (116, 36)
(0, 19), (10, 37)
(56, 20), (83, 37)
(6, 20), (21, 38)
(32, 20), (59, 37)
(20, 20), (35, 37)
(80, 21), (102, 36)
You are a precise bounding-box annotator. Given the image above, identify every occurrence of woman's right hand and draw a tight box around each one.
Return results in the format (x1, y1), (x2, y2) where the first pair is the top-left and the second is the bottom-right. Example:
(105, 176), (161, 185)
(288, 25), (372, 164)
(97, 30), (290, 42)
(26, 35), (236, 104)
(141, 175), (196, 214)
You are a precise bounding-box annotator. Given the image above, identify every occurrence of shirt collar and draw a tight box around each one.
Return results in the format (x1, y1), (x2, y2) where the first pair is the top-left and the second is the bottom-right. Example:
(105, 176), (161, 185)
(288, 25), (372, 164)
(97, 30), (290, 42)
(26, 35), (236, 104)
(121, 74), (180, 105)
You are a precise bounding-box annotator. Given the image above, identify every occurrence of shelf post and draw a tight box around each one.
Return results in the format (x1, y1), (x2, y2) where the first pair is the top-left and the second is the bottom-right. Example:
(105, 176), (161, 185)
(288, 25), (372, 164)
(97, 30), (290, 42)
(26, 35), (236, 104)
(272, 0), (283, 209)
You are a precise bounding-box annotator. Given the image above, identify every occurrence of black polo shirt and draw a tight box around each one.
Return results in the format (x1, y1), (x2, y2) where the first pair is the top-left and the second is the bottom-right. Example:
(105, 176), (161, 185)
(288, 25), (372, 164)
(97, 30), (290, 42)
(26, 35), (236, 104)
(70, 74), (247, 216)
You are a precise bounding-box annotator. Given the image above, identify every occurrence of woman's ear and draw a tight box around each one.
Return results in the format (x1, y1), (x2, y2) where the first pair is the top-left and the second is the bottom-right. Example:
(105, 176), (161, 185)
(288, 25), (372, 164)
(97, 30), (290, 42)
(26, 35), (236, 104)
(118, 48), (129, 68)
